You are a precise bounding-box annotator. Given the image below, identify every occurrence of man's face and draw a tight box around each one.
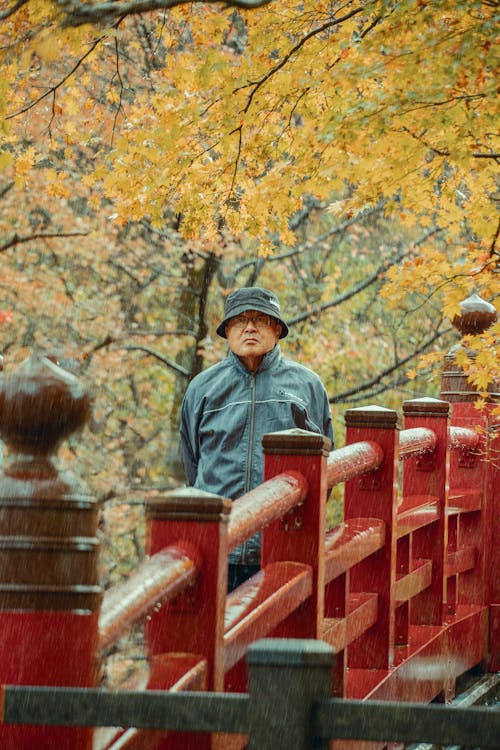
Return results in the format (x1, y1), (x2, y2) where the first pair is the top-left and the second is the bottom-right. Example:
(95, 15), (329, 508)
(225, 309), (282, 368)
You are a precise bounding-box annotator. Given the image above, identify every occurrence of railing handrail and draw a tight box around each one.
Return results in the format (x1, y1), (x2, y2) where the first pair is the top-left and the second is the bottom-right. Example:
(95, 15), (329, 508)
(98, 546), (197, 651)
(326, 440), (383, 487)
(227, 470), (308, 552)
(450, 425), (480, 450)
(399, 427), (437, 458)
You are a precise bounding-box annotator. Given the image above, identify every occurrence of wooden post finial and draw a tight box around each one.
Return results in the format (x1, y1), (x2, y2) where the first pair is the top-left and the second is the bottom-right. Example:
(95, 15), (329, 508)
(451, 293), (497, 336)
(441, 294), (499, 403)
(0, 353), (91, 473)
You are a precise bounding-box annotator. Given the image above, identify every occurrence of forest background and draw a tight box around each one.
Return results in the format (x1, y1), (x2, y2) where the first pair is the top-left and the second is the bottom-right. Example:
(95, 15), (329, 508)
(0, 0), (498, 620)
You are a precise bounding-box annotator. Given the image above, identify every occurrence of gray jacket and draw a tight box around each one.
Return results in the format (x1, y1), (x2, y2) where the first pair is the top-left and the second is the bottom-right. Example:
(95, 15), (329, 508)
(180, 345), (333, 563)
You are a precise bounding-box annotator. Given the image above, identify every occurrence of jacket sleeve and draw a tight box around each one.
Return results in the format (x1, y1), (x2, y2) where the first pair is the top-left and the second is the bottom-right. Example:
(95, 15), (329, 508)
(324, 391), (334, 448)
(318, 384), (334, 448)
(180, 387), (199, 486)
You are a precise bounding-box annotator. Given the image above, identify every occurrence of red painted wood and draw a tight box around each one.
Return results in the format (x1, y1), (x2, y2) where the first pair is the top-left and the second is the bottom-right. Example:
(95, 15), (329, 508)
(394, 559), (433, 603)
(261, 430), (331, 641)
(98, 547), (197, 651)
(449, 425), (480, 450)
(343, 407), (399, 673)
(326, 440), (383, 487)
(487, 409), (500, 670)
(399, 427), (437, 458)
(1, 294), (498, 749)
(0, 611), (98, 750)
(447, 406), (489, 611)
(223, 561), (312, 672)
(491, 604), (500, 672)
(324, 518), (386, 695)
(448, 487), (482, 513)
(401, 399), (449, 637)
(323, 592), (379, 652)
(142, 491), (231, 750)
(325, 519), (386, 583)
(396, 498), (439, 538)
(0, 355), (100, 750)
(227, 471), (308, 552)
(144, 492), (230, 693)
(445, 546), (476, 577)
(345, 605), (488, 702)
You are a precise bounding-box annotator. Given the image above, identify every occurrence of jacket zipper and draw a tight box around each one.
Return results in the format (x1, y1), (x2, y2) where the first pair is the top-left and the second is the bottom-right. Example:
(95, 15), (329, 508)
(241, 372), (257, 564)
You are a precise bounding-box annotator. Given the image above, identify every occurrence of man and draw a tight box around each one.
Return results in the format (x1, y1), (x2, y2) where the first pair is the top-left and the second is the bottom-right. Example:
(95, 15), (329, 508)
(180, 287), (333, 590)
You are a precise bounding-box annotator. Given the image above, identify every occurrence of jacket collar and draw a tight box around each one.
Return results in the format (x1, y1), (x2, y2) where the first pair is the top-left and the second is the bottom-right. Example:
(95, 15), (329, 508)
(228, 344), (281, 375)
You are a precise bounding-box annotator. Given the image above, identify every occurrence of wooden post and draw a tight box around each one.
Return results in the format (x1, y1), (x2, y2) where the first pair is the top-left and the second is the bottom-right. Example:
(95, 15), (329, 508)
(488, 413), (500, 671)
(261, 428), (331, 639)
(144, 489), (231, 688)
(343, 406), (399, 673)
(0, 354), (101, 750)
(440, 293), (499, 671)
(144, 488), (231, 749)
(401, 398), (450, 629)
(247, 638), (334, 750)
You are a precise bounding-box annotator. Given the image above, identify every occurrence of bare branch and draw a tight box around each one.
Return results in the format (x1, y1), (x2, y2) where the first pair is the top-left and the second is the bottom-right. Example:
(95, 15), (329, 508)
(236, 5), (366, 113)
(287, 227), (443, 326)
(0, 230), (89, 253)
(54, 0), (274, 28)
(122, 345), (191, 377)
(0, 182), (15, 200)
(332, 324), (453, 404)
(0, 0), (29, 21)
(490, 218), (500, 258)
(5, 35), (104, 120)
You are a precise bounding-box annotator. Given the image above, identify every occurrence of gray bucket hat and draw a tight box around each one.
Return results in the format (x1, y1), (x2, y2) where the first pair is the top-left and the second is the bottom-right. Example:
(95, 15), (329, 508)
(216, 287), (289, 339)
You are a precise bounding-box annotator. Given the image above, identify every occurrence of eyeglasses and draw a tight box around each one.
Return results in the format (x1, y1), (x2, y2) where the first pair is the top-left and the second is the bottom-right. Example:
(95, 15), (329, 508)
(227, 313), (274, 331)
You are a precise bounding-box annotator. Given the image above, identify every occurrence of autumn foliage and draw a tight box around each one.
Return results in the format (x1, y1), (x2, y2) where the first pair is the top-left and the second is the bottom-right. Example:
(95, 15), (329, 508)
(0, 1), (498, 591)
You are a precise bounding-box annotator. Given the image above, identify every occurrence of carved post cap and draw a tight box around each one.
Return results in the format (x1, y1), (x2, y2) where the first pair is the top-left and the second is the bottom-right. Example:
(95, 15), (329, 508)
(344, 405), (398, 429)
(441, 294), (499, 403)
(0, 354), (91, 457)
(403, 397), (450, 417)
(145, 487), (232, 523)
(0, 355), (100, 612)
(262, 428), (331, 456)
(452, 293), (497, 336)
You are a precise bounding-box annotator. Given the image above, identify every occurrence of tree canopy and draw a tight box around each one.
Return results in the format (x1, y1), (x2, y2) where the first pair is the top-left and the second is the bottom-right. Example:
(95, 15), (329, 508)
(2, 1), (498, 286)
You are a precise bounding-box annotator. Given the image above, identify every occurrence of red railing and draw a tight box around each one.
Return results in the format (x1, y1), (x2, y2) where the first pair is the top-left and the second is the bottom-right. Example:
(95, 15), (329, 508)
(0, 295), (498, 750)
(90, 397), (497, 750)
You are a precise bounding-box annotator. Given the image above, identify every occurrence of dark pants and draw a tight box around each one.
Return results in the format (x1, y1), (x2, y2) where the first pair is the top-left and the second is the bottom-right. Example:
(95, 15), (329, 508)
(227, 563), (260, 593)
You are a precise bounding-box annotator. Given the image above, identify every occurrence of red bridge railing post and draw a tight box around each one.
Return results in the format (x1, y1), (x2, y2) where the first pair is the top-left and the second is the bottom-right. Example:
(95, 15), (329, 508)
(401, 398), (450, 630)
(144, 489), (231, 691)
(488, 414), (500, 670)
(440, 293), (499, 671)
(261, 429), (332, 639)
(343, 406), (399, 672)
(144, 489), (231, 750)
(0, 354), (101, 750)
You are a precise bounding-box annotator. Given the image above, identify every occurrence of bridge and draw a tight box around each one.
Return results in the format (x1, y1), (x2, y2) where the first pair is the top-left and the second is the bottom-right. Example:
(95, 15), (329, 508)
(0, 293), (498, 749)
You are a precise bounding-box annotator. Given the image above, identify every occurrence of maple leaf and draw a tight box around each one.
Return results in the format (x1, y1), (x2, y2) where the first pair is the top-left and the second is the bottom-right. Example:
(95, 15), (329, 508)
(0, 309), (14, 324)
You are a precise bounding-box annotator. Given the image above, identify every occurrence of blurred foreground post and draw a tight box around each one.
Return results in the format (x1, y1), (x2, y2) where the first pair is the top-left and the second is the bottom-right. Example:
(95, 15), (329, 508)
(0, 355), (101, 750)
(247, 638), (334, 750)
